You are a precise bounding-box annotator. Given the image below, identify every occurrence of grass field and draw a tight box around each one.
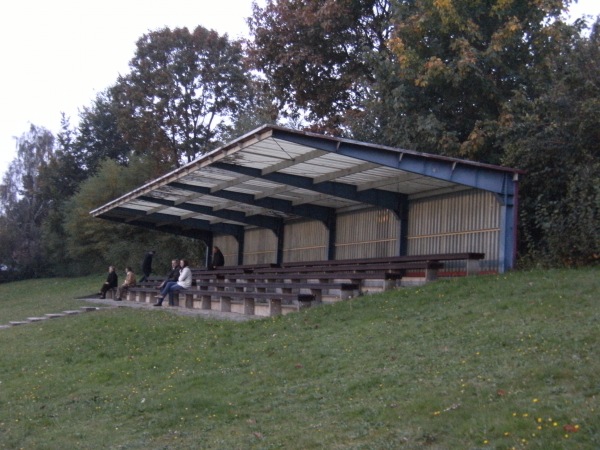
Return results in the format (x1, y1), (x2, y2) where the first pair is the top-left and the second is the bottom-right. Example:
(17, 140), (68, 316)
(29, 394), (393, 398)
(0, 268), (598, 449)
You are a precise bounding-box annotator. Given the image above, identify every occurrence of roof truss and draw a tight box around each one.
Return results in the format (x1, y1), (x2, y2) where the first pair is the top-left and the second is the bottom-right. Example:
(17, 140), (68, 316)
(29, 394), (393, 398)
(90, 125), (521, 243)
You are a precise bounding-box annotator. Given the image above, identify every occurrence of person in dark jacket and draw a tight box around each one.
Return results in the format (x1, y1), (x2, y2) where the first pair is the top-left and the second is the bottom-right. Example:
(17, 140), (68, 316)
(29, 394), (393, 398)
(157, 259), (180, 290)
(139, 250), (155, 283)
(154, 259), (192, 306)
(211, 246), (224, 269)
(99, 266), (118, 298)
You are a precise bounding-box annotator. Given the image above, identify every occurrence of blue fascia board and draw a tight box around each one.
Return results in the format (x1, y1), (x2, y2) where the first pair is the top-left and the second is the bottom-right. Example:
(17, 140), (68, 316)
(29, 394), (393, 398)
(272, 128), (518, 196)
(396, 154), (513, 194)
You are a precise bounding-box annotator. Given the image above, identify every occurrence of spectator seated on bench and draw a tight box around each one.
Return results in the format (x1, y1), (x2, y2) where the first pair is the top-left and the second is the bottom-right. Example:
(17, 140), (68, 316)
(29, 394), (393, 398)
(157, 259), (181, 289)
(154, 259), (192, 306)
(116, 267), (137, 301)
(98, 265), (118, 299)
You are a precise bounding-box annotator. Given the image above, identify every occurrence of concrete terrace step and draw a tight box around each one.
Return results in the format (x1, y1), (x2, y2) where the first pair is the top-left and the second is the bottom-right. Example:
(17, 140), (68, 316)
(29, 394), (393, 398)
(0, 306), (109, 331)
(27, 317), (50, 322)
(80, 306), (101, 312)
(85, 297), (258, 321)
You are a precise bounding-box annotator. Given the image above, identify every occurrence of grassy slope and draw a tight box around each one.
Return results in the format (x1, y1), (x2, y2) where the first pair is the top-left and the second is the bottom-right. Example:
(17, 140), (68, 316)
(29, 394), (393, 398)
(0, 269), (598, 449)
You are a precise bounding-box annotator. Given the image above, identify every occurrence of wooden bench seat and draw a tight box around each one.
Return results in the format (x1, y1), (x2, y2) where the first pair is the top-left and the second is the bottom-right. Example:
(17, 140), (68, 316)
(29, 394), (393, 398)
(186, 261), (440, 296)
(128, 280), (348, 305)
(282, 253), (483, 266)
(231, 261), (443, 283)
(259, 262), (441, 274)
(281, 253), (484, 275)
(188, 260), (443, 295)
(120, 253), (482, 317)
(192, 263), (279, 276)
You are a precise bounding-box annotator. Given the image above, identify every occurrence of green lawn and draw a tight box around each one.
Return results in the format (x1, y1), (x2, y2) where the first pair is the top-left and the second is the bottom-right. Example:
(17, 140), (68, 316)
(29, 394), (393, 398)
(0, 268), (598, 449)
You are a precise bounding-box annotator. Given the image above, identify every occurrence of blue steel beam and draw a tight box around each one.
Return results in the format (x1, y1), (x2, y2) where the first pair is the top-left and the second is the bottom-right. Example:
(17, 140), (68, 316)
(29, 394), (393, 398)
(271, 128), (517, 195)
(100, 207), (244, 237)
(168, 181), (335, 225)
(495, 187), (518, 273)
(211, 162), (407, 215)
(138, 195), (283, 232)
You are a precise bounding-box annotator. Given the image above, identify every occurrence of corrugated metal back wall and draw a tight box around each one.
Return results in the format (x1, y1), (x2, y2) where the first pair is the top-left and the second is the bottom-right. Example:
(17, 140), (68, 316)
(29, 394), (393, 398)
(408, 190), (500, 273)
(243, 228), (278, 264)
(282, 220), (328, 262)
(214, 189), (501, 273)
(336, 208), (399, 259)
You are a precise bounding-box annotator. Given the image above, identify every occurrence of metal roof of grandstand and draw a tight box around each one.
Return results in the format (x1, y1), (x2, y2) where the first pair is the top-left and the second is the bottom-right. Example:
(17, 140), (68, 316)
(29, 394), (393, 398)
(90, 124), (521, 239)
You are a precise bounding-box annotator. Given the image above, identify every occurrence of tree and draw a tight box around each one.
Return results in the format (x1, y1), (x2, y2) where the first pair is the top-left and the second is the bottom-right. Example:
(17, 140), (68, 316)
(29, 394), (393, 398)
(63, 156), (203, 275)
(365, 0), (578, 162)
(75, 90), (133, 174)
(217, 79), (281, 143)
(63, 157), (155, 273)
(248, 0), (392, 129)
(501, 20), (600, 266)
(249, 0), (581, 163)
(38, 113), (121, 276)
(112, 26), (252, 167)
(0, 125), (55, 277)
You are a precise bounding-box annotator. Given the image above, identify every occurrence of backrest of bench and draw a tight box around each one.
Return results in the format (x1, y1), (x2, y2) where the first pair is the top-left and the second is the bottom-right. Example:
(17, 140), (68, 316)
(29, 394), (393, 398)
(281, 253), (484, 268)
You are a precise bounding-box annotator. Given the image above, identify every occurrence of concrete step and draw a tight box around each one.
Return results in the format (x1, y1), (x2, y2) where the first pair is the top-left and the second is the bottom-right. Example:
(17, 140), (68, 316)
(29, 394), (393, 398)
(45, 313), (66, 319)
(27, 317), (49, 322)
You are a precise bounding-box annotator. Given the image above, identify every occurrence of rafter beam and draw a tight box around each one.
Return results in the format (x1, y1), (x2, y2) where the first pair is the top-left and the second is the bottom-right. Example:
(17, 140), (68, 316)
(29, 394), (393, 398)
(261, 148), (325, 175)
(168, 181), (335, 224)
(98, 206), (244, 236)
(138, 195), (283, 232)
(213, 162), (405, 213)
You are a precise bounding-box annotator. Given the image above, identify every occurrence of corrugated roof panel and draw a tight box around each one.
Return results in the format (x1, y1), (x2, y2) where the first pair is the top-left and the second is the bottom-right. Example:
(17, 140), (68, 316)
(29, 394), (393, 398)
(90, 125), (520, 238)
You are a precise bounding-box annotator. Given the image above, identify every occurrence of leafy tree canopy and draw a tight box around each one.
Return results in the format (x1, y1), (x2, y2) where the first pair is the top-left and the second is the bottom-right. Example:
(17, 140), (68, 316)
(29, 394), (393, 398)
(248, 0), (392, 128)
(74, 90), (133, 174)
(112, 26), (252, 168)
(501, 21), (600, 266)
(249, 0), (584, 162)
(0, 125), (55, 276)
(383, 0), (579, 161)
(62, 156), (203, 274)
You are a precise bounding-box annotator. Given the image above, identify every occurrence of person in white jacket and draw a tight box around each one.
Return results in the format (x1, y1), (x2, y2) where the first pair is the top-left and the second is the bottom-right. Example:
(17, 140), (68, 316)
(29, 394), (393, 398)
(154, 259), (192, 306)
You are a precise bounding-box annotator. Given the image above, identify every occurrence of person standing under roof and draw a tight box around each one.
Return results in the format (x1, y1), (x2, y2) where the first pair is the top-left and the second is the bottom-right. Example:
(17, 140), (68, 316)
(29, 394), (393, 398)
(210, 246), (224, 269)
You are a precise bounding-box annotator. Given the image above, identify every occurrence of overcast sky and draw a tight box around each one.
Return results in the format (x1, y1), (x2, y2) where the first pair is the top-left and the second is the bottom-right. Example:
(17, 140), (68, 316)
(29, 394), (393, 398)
(0, 0), (598, 180)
